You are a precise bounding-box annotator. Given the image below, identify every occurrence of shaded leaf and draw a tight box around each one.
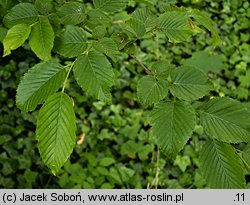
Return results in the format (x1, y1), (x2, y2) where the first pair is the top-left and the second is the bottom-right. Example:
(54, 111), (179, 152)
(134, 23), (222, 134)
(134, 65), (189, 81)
(132, 7), (158, 28)
(242, 143), (250, 173)
(37, 92), (76, 175)
(54, 25), (87, 58)
(16, 61), (66, 112)
(200, 140), (245, 188)
(58, 2), (85, 25)
(150, 100), (196, 157)
(93, 37), (119, 61)
(73, 50), (114, 103)
(158, 11), (193, 43)
(3, 23), (31, 56)
(29, 16), (54, 61)
(0, 26), (8, 43)
(137, 75), (168, 106)
(35, 0), (53, 14)
(182, 51), (225, 74)
(170, 66), (213, 101)
(150, 60), (173, 80)
(3, 3), (38, 28)
(93, 0), (128, 13)
(200, 97), (250, 143)
(124, 18), (146, 39)
(188, 9), (221, 47)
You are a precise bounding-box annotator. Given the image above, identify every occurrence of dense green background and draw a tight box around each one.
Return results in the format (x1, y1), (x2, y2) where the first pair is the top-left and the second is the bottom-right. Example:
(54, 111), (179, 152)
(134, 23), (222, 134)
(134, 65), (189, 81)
(0, 0), (250, 188)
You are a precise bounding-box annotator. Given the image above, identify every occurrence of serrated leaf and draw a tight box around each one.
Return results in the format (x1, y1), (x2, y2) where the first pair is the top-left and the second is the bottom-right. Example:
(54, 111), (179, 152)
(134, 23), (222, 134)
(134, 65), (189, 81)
(54, 25), (87, 58)
(29, 16), (54, 61)
(158, 11), (193, 43)
(199, 140), (245, 188)
(35, 0), (53, 14)
(131, 7), (158, 28)
(73, 50), (114, 103)
(86, 9), (110, 27)
(182, 51), (225, 74)
(93, 0), (128, 13)
(124, 18), (146, 39)
(58, 2), (85, 25)
(16, 61), (66, 112)
(188, 9), (221, 47)
(111, 32), (130, 50)
(137, 76), (168, 107)
(169, 66), (213, 101)
(200, 97), (250, 143)
(150, 100), (196, 157)
(93, 37), (119, 61)
(242, 143), (250, 173)
(37, 92), (76, 175)
(150, 60), (173, 80)
(3, 23), (31, 56)
(3, 3), (38, 28)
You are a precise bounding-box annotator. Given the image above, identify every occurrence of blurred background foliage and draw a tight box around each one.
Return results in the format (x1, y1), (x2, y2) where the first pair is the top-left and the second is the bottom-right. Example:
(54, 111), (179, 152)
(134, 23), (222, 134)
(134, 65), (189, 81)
(0, 0), (250, 188)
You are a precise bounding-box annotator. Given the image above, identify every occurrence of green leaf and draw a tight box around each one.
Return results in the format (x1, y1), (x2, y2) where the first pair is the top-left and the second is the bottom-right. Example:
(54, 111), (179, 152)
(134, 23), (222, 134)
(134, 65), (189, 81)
(86, 9), (110, 28)
(174, 155), (191, 172)
(124, 18), (146, 39)
(242, 143), (250, 173)
(188, 9), (221, 47)
(132, 7), (158, 28)
(150, 60), (173, 80)
(29, 16), (54, 61)
(16, 61), (66, 112)
(93, 0), (128, 13)
(58, 2), (85, 25)
(200, 97), (250, 143)
(199, 140), (245, 188)
(35, 0), (53, 14)
(93, 37), (119, 61)
(3, 23), (31, 56)
(239, 70), (250, 87)
(37, 92), (76, 175)
(73, 50), (114, 103)
(150, 100), (196, 157)
(99, 157), (116, 167)
(158, 11), (193, 43)
(0, 26), (8, 43)
(169, 66), (213, 101)
(182, 51), (225, 74)
(54, 25), (87, 58)
(3, 3), (38, 28)
(137, 75), (168, 107)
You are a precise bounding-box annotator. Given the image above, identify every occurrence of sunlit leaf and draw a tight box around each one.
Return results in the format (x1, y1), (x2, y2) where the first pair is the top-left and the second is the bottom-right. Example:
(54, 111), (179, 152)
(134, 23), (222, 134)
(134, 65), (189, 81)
(29, 16), (54, 61)
(3, 23), (31, 56)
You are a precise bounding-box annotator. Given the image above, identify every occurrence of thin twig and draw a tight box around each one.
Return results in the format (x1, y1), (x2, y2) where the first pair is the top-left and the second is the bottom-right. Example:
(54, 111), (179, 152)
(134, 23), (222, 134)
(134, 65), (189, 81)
(62, 62), (74, 93)
(131, 55), (151, 74)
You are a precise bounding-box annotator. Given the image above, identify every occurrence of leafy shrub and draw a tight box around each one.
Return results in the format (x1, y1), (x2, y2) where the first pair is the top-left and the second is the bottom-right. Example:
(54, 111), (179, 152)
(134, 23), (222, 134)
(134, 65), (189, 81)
(1, 0), (250, 188)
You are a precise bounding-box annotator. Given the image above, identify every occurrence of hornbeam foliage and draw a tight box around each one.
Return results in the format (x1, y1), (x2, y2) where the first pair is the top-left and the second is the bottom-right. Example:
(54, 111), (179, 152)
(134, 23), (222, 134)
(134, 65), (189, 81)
(2, 0), (250, 188)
